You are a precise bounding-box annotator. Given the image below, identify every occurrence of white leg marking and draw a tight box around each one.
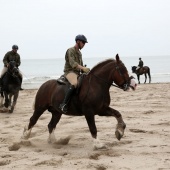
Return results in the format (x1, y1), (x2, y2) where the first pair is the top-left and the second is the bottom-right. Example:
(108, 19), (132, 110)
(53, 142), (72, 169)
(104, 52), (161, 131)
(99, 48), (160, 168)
(21, 124), (32, 139)
(48, 130), (57, 144)
(93, 138), (107, 150)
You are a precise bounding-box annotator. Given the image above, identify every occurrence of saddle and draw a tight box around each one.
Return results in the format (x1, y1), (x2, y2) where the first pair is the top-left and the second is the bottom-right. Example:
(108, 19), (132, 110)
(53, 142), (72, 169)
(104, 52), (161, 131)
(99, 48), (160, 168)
(57, 74), (86, 89)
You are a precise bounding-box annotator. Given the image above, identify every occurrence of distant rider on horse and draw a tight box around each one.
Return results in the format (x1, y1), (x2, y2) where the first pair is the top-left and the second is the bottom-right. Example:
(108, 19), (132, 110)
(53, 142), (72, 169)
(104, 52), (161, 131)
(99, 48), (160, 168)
(59, 34), (90, 113)
(0, 45), (23, 91)
(136, 57), (144, 71)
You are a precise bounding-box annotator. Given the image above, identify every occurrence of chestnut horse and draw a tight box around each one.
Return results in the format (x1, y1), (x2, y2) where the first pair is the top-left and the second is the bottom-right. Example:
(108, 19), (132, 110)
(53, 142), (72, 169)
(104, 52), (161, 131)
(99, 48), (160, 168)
(132, 66), (151, 84)
(22, 54), (136, 149)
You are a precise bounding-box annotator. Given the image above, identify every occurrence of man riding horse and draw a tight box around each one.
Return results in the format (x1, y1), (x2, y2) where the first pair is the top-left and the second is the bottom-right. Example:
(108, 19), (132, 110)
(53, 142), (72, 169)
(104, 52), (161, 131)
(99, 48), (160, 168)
(59, 34), (90, 113)
(0, 45), (23, 92)
(136, 57), (144, 73)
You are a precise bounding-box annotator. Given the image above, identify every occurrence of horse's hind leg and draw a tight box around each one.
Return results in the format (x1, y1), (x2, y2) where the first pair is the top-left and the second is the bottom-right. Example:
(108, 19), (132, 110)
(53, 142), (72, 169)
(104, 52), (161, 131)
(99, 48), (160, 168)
(22, 107), (46, 139)
(47, 108), (62, 143)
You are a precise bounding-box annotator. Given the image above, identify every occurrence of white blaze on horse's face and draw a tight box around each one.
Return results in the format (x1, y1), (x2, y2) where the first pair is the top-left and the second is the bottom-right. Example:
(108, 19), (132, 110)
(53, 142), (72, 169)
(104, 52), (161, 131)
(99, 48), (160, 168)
(130, 79), (137, 90)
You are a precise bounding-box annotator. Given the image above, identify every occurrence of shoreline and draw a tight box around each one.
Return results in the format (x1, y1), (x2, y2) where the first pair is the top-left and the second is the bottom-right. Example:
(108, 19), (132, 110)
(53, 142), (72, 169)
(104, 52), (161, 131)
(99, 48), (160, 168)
(22, 82), (170, 90)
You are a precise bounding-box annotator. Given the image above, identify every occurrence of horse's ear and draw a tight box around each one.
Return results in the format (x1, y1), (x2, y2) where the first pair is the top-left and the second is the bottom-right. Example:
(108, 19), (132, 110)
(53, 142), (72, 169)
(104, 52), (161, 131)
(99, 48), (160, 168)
(115, 54), (120, 62)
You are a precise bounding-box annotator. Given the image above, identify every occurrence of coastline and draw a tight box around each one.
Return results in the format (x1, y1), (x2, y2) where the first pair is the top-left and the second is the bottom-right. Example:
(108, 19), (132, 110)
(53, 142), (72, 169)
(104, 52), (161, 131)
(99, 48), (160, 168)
(0, 83), (170, 169)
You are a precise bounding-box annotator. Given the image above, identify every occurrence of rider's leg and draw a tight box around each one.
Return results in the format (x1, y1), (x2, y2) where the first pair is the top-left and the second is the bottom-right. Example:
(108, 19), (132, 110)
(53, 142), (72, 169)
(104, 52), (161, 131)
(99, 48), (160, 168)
(59, 72), (77, 113)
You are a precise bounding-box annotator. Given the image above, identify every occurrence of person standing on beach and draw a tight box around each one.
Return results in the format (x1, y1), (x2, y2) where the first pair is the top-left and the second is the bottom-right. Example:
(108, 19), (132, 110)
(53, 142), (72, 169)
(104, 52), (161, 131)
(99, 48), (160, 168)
(59, 34), (90, 113)
(136, 57), (144, 71)
(0, 45), (23, 91)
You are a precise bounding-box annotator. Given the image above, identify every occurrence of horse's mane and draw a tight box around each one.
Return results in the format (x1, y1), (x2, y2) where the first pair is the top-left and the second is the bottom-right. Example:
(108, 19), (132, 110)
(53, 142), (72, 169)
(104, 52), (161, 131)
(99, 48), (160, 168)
(90, 58), (115, 74)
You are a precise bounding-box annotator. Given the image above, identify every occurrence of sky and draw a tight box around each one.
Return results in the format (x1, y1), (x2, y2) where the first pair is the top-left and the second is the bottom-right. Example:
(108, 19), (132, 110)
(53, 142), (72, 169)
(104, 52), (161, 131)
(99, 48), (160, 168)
(0, 0), (170, 59)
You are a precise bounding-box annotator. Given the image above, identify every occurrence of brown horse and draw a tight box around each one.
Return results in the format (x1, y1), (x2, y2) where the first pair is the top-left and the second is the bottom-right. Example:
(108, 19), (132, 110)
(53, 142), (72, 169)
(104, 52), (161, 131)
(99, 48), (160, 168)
(132, 66), (151, 84)
(22, 54), (137, 149)
(0, 61), (21, 113)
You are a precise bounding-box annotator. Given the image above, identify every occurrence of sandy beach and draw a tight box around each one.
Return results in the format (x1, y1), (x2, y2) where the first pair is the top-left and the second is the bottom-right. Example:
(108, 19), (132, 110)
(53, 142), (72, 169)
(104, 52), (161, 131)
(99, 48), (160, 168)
(0, 83), (170, 170)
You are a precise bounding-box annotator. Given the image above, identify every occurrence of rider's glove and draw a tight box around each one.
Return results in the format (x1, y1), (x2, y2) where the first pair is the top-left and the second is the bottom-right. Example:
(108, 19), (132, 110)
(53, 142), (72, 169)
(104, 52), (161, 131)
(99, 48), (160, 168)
(82, 67), (90, 73)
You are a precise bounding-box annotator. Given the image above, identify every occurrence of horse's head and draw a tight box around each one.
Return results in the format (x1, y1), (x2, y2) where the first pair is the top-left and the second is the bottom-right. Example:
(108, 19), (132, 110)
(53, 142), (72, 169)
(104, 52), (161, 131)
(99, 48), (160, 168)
(8, 61), (19, 77)
(132, 66), (137, 73)
(111, 54), (137, 91)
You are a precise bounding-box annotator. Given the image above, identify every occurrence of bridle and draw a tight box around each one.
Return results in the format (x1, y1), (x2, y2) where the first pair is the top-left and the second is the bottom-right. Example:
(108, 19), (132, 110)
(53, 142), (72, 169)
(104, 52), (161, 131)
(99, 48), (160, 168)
(91, 61), (132, 91)
(7, 62), (19, 78)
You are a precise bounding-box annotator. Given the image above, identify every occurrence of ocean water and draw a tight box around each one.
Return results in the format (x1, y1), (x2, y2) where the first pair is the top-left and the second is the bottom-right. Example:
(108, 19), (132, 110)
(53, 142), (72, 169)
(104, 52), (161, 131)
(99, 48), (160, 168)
(1, 56), (169, 89)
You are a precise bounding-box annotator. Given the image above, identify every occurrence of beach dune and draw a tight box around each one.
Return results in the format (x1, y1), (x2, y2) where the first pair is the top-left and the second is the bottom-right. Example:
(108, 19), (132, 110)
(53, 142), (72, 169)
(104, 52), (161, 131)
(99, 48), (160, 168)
(0, 83), (170, 170)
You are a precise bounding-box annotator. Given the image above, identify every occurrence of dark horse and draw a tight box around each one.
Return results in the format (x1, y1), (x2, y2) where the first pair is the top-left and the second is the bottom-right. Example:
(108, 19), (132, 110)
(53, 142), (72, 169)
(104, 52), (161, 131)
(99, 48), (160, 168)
(0, 61), (22, 113)
(22, 54), (137, 149)
(132, 66), (151, 84)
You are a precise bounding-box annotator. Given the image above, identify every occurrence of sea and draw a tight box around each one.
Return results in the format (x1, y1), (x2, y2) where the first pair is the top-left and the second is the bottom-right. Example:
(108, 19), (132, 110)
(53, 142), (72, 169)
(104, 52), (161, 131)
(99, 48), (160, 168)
(1, 56), (169, 89)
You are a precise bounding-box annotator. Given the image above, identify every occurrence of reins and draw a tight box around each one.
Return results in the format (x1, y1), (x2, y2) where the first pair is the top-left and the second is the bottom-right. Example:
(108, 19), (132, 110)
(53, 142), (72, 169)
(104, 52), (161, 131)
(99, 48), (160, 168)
(91, 73), (123, 89)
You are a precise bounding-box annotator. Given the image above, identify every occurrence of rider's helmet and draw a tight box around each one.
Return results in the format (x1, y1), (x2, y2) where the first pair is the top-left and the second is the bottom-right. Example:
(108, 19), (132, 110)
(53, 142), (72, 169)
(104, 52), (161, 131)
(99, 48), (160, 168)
(75, 34), (88, 43)
(12, 45), (19, 50)
(139, 57), (141, 60)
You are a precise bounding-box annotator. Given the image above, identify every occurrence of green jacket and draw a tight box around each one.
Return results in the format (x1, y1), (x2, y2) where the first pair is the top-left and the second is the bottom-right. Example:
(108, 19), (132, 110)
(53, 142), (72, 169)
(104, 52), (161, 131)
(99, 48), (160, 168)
(64, 47), (83, 75)
(3, 51), (21, 67)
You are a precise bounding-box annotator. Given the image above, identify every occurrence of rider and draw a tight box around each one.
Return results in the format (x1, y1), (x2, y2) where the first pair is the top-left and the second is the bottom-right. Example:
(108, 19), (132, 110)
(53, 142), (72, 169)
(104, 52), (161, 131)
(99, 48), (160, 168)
(136, 57), (144, 71)
(0, 45), (23, 91)
(59, 34), (90, 113)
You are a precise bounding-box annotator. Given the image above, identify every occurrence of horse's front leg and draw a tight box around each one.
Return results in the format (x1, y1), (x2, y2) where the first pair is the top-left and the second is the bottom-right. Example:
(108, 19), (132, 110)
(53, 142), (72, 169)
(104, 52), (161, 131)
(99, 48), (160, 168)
(85, 113), (106, 150)
(9, 92), (18, 113)
(144, 73), (147, 84)
(99, 107), (126, 141)
(4, 92), (9, 108)
(137, 74), (140, 84)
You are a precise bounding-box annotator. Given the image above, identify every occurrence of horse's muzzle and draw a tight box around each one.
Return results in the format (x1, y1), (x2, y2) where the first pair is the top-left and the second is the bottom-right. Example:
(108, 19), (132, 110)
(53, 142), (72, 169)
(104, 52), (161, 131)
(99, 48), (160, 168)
(129, 79), (137, 90)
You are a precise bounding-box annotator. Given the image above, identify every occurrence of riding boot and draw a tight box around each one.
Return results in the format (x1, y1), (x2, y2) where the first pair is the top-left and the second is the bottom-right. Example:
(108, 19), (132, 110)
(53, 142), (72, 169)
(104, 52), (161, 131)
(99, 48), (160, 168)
(59, 85), (75, 113)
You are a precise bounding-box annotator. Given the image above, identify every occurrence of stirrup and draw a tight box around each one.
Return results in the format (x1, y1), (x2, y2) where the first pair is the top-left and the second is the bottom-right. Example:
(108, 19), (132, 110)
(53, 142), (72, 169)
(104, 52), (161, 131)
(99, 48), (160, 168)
(59, 104), (68, 113)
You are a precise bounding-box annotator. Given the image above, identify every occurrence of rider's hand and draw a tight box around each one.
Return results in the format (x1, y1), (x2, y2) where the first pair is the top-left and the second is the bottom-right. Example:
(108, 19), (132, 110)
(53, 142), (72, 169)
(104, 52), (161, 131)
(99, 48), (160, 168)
(82, 67), (90, 73)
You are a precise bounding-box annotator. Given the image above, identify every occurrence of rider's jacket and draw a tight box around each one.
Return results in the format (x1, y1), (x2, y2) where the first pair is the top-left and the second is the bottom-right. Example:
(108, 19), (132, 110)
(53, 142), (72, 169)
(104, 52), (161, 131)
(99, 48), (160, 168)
(138, 60), (144, 68)
(64, 46), (83, 75)
(3, 51), (21, 67)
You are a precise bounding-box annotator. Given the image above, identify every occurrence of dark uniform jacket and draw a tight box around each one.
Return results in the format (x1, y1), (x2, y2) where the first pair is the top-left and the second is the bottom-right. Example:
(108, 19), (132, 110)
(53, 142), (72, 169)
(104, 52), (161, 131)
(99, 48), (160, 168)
(138, 60), (144, 68)
(3, 51), (21, 67)
(64, 47), (83, 75)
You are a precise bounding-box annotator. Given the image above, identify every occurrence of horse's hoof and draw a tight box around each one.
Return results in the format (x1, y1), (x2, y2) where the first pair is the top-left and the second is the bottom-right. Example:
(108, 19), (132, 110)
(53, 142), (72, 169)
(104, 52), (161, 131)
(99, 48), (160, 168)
(115, 129), (123, 141)
(9, 110), (13, 113)
(93, 138), (108, 150)
(21, 125), (31, 139)
(115, 123), (126, 141)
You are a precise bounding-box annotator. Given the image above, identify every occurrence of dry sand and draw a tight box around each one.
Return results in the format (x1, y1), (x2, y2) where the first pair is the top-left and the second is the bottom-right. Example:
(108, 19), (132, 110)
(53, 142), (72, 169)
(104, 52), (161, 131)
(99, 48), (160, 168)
(0, 83), (170, 170)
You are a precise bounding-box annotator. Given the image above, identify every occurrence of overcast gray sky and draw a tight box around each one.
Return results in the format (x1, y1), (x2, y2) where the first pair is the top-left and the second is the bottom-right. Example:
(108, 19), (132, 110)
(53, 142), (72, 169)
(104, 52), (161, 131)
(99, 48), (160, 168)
(0, 0), (170, 59)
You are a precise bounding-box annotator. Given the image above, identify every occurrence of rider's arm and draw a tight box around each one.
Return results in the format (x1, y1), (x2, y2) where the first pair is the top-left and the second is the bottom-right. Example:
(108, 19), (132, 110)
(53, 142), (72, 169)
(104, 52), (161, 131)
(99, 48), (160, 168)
(16, 54), (21, 67)
(3, 52), (9, 67)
